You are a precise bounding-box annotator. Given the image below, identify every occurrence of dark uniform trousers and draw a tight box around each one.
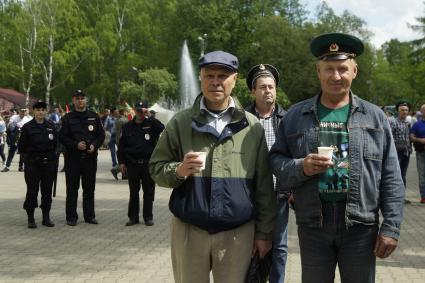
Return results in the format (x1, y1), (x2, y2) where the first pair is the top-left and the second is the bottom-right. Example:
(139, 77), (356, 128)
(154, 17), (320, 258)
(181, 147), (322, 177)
(23, 158), (56, 210)
(127, 161), (155, 222)
(65, 154), (97, 221)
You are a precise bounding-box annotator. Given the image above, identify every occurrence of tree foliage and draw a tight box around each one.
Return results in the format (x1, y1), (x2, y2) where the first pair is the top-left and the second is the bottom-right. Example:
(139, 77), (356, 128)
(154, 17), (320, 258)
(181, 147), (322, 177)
(0, 0), (424, 111)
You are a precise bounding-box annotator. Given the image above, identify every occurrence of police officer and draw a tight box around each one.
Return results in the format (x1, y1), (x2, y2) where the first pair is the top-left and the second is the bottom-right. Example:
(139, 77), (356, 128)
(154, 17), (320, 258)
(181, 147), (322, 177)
(117, 101), (164, 226)
(18, 100), (57, 228)
(59, 90), (105, 226)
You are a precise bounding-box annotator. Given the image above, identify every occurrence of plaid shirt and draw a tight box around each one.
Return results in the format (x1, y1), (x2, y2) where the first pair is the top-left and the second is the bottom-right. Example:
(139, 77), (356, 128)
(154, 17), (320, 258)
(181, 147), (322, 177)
(258, 116), (275, 150)
(258, 116), (280, 191)
(390, 117), (412, 156)
(245, 104), (286, 198)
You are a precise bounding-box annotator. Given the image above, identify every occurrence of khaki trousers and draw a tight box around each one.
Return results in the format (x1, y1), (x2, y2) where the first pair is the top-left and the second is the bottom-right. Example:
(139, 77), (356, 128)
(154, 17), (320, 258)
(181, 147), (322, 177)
(171, 216), (254, 283)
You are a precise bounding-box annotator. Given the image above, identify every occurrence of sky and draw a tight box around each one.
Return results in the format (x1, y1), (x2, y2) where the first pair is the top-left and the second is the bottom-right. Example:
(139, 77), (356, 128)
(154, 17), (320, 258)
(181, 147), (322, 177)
(302, 0), (424, 48)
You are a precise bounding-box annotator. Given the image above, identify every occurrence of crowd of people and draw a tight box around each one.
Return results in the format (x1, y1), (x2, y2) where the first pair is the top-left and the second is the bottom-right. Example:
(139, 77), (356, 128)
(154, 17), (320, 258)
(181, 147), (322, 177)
(1, 32), (424, 283)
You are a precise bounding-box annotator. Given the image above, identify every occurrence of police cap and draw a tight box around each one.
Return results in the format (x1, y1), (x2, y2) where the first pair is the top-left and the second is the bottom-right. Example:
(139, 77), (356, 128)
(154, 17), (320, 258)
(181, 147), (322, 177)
(246, 64), (280, 91)
(72, 89), (86, 97)
(310, 32), (364, 60)
(198, 51), (238, 72)
(134, 100), (149, 110)
(32, 100), (47, 109)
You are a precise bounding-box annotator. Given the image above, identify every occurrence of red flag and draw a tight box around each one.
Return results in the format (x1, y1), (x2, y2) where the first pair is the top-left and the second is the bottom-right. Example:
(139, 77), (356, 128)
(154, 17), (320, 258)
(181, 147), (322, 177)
(65, 103), (70, 113)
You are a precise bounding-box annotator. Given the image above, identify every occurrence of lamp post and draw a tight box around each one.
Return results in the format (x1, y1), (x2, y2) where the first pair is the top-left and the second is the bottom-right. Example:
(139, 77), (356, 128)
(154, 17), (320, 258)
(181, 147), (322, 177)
(366, 80), (374, 104)
(130, 66), (145, 100)
(197, 33), (207, 57)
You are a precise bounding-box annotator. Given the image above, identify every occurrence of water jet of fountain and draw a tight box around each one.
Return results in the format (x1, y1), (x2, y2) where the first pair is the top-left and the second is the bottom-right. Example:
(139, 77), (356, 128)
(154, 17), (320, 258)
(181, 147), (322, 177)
(179, 40), (200, 110)
(150, 40), (199, 124)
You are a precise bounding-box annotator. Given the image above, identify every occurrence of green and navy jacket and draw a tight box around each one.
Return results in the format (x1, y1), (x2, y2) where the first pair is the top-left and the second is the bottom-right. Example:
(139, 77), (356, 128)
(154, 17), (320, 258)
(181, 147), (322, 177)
(149, 94), (276, 240)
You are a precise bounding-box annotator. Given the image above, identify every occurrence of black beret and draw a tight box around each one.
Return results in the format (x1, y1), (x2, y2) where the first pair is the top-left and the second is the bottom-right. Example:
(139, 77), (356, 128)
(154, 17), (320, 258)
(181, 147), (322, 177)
(246, 64), (280, 91)
(32, 100), (47, 109)
(310, 33), (364, 60)
(134, 100), (149, 110)
(199, 51), (238, 72)
(395, 101), (411, 111)
(72, 89), (86, 97)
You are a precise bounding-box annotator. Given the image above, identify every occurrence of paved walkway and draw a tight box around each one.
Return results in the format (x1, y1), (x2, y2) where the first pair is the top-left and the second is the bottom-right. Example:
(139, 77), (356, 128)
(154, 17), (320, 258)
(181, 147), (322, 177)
(0, 150), (424, 282)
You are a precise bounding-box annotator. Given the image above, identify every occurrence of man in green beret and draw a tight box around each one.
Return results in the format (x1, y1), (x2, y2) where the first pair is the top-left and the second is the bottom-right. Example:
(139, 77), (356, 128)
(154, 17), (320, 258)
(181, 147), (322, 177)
(270, 33), (404, 283)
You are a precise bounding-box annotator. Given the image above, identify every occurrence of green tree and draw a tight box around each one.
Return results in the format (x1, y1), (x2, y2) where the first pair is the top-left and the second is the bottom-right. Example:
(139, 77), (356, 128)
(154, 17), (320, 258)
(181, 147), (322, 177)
(138, 68), (178, 104)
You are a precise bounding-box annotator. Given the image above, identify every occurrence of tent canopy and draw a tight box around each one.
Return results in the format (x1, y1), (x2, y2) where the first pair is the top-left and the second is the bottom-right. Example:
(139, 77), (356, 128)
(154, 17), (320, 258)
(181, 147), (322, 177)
(149, 103), (175, 125)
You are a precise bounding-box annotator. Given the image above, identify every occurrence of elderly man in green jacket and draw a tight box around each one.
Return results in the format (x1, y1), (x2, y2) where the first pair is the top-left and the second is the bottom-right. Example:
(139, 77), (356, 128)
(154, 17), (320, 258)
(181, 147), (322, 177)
(149, 50), (276, 283)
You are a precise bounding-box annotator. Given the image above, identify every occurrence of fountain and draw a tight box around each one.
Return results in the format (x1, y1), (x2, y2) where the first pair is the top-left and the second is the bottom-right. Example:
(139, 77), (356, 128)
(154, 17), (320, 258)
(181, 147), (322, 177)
(179, 40), (200, 109)
(150, 40), (200, 124)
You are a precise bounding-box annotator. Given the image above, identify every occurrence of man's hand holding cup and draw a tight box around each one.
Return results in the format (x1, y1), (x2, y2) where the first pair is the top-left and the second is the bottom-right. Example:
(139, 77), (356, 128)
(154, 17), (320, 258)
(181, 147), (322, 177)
(176, 151), (207, 178)
(303, 147), (334, 176)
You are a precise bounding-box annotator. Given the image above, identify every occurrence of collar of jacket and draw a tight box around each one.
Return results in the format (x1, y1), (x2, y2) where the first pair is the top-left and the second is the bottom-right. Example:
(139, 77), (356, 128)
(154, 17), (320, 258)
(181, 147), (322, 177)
(300, 91), (367, 116)
(191, 93), (246, 125)
(245, 102), (286, 119)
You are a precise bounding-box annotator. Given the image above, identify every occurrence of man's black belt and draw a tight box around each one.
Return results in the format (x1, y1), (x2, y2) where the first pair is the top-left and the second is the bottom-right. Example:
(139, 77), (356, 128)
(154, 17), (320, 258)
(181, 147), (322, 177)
(126, 155), (149, 164)
(27, 155), (55, 164)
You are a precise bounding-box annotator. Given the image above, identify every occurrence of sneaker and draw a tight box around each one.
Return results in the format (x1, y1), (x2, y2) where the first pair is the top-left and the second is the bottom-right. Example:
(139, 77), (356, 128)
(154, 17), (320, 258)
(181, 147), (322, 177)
(421, 198), (425, 204)
(144, 219), (154, 226)
(1, 167), (9, 172)
(110, 168), (118, 180)
(18, 167), (24, 172)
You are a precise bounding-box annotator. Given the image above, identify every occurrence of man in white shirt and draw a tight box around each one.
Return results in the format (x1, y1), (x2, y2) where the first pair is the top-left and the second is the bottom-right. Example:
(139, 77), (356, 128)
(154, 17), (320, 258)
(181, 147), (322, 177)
(2, 108), (33, 172)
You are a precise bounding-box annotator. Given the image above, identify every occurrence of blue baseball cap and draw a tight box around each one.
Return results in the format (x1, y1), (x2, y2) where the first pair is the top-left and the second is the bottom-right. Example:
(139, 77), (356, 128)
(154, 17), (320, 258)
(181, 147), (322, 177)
(134, 100), (149, 110)
(198, 51), (238, 72)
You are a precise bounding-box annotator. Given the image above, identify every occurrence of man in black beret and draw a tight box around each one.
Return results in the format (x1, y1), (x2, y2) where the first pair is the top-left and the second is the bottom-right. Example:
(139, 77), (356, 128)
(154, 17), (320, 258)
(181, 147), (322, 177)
(59, 90), (105, 226)
(270, 33), (404, 283)
(245, 63), (288, 283)
(18, 100), (57, 228)
(149, 51), (276, 282)
(2, 106), (32, 172)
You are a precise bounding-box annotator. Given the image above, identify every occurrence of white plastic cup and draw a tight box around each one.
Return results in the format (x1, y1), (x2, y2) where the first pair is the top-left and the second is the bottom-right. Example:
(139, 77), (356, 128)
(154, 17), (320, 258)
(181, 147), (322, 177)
(193, 152), (207, 170)
(318, 146), (334, 160)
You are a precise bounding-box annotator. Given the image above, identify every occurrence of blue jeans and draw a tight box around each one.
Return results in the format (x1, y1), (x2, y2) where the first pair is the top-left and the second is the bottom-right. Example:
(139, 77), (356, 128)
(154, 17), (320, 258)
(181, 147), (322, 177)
(396, 150), (410, 188)
(5, 144), (17, 167)
(269, 197), (289, 283)
(108, 134), (117, 167)
(417, 151), (425, 198)
(298, 202), (378, 283)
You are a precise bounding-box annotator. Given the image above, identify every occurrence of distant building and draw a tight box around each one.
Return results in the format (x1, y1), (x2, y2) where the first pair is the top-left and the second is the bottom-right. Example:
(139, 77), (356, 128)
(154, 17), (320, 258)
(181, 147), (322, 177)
(0, 88), (37, 114)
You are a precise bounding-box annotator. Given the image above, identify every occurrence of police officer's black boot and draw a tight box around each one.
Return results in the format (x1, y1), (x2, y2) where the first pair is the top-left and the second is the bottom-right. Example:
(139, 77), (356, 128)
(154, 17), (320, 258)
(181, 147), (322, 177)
(26, 209), (37, 229)
(42, 209), (55, 227)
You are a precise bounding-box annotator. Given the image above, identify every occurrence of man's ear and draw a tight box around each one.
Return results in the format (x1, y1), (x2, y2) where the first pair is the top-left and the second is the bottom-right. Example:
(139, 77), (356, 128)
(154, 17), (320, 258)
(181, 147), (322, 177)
(316, 62), (321, 78)
(353, 63), (358, 79)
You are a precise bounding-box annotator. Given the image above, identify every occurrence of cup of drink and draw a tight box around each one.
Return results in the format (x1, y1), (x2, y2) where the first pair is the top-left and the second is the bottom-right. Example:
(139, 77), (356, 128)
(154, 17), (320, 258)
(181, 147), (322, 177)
(318, 146), (334, 160)
(193, 152), (207, 170)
